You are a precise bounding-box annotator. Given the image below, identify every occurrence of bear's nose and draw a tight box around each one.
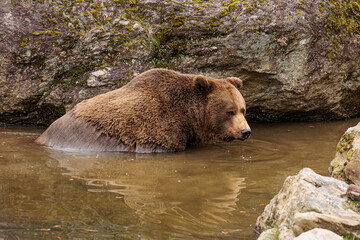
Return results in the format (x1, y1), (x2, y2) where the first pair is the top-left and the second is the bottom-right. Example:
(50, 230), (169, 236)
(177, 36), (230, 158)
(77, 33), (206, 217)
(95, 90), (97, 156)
(241, 128), (251, 140)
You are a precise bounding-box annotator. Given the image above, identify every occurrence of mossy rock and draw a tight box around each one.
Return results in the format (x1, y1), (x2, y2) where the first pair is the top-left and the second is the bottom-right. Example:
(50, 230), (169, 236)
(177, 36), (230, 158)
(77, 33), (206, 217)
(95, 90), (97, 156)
(330, 122), (360, 183)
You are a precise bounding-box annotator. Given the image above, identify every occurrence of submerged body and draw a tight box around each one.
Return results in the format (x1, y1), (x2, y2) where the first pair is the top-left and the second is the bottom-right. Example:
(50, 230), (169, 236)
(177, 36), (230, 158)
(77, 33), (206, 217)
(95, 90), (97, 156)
(36, 69), (251, 152)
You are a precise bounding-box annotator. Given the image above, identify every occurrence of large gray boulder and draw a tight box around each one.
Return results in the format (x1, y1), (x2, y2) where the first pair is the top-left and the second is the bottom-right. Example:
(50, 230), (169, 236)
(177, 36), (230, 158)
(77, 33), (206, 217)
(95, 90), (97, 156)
(0, 0), (360, 125)
(330, 122), (360, 184)
(256, 168), (360, 240)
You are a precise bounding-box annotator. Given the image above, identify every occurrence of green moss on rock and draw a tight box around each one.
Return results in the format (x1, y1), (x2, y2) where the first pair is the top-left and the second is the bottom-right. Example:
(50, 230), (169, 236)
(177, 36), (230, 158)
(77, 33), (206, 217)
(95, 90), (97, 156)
(336, 134), (354, 153)
(20, 37), (29, 47)
(33, 28), (61, 36)
(219, 10), (229, 18)
(125, 26), (134, 31)
(324, 0), (360, 59)
(33, 31), (47, 36)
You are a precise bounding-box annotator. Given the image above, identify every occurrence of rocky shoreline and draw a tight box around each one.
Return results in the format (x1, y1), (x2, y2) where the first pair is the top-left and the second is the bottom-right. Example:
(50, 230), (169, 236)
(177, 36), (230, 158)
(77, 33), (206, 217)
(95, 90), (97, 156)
(256, 122), (360, 240)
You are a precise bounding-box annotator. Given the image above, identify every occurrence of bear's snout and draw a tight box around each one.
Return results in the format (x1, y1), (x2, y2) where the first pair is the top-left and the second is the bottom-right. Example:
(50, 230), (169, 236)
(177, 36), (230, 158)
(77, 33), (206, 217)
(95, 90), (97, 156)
(239, 128), (251, 140)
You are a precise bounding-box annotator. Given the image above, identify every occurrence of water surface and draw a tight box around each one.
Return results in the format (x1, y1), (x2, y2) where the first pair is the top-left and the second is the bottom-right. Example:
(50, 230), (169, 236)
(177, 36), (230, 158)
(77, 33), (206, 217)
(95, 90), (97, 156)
(0, 119), (359, 239)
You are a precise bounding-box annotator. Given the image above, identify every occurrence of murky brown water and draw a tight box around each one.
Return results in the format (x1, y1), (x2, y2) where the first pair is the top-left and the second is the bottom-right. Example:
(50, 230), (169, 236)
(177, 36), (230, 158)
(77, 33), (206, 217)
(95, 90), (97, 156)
(0, 118), (359, 240)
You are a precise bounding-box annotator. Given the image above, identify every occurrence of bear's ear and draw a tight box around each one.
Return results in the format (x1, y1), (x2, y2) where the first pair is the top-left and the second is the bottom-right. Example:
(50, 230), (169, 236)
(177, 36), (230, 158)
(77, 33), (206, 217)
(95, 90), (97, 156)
(194, 75), (214, 93)
(226, 77), (243, 89)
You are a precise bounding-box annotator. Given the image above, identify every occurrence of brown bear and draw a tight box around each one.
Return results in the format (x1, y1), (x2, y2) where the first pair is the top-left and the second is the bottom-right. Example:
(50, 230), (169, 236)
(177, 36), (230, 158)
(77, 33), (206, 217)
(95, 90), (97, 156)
(35, 68), (251, 153)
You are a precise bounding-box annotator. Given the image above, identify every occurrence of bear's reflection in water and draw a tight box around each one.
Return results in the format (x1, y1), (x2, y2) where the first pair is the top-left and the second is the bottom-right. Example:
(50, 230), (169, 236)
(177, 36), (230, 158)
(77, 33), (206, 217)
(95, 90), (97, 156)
(51, 148), (247, 235)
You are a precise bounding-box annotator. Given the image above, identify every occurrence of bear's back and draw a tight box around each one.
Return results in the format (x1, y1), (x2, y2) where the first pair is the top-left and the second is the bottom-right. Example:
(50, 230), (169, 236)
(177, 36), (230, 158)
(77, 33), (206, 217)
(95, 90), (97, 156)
(36, 69), (196, 152)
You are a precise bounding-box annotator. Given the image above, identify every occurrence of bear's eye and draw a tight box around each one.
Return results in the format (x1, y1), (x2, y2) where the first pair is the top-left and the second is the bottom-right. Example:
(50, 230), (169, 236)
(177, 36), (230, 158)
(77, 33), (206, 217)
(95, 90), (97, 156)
(227, 111), (235, 117)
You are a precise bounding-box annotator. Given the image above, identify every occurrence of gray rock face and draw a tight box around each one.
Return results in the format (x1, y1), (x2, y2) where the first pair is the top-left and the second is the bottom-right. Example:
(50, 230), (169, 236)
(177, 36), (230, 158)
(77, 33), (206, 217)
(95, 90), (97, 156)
(330, 122), (360, 184)
(256, 168), (360, 240)
(1, 0), (360, 125)
(86, 66), (132, 87)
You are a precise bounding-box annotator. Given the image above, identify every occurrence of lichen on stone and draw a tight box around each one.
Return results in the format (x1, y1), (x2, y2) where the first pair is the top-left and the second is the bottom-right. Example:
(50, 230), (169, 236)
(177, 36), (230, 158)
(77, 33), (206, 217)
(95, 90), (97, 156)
(19, 37), (29, 47)
(32, 28), (61, 36)
(324, 0), (360, 59)
(336, 134), (354, 154)
(330, 123), (360, 183)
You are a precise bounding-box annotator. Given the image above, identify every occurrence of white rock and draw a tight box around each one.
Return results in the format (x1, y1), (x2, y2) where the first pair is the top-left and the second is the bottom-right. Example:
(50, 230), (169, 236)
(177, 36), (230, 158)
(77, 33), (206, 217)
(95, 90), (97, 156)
(294, 228), (342, 240)
(87, 68), (114, 87)
(256, 168), (360, 240)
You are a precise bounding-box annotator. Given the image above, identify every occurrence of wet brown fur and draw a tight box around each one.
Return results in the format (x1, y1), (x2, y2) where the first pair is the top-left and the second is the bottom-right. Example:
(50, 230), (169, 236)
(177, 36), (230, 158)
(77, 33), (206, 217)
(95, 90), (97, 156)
(35, 69), (250, 152)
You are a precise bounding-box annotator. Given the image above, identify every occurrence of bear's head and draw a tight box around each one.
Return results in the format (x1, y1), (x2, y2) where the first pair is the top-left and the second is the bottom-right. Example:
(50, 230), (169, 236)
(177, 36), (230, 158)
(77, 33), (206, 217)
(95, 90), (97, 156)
(194, 75), (251, 142)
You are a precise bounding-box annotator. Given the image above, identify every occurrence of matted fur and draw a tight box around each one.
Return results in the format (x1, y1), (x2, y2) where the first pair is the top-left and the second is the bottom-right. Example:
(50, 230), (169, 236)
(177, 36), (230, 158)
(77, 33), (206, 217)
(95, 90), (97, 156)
(36, 69), (250, 152)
